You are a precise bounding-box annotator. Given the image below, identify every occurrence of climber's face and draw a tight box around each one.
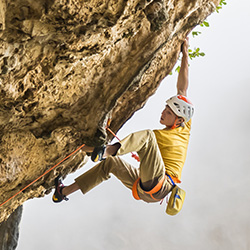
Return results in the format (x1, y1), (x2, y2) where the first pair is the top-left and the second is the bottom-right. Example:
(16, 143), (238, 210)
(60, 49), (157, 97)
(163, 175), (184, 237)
(160, 106), (176, 127)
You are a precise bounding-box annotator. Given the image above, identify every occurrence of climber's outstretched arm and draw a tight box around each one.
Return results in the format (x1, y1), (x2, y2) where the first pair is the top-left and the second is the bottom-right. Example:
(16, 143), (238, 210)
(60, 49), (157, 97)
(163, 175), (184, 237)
(177, 38), (189, 96)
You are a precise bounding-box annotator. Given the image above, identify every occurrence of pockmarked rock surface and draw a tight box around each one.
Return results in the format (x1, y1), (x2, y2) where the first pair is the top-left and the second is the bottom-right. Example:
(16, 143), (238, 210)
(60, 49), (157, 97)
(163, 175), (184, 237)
(0, 0), (219, 223)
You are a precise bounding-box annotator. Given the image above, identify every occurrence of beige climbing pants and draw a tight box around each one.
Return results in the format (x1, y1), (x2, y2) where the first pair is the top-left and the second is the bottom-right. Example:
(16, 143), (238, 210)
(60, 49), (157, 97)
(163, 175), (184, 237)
(75, 130), (173, 203)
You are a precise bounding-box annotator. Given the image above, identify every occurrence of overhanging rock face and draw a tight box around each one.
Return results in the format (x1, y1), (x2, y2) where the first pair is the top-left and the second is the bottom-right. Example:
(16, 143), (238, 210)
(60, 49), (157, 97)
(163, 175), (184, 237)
(0, 0), (219, 223)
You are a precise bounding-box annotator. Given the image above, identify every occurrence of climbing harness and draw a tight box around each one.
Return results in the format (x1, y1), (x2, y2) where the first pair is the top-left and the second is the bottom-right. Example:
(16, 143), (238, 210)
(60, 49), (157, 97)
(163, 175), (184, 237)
(132, 176), (165, 201)
(0, 143), (86, 208)
(132, 173), (186, 215)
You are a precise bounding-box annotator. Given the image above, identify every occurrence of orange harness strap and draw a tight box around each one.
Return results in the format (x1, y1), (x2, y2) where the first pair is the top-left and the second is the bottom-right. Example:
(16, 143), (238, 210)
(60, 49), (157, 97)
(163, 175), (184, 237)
(169, 175), (181, 184)
(132, 178), (141, 200)
(132, 176), (165, 201)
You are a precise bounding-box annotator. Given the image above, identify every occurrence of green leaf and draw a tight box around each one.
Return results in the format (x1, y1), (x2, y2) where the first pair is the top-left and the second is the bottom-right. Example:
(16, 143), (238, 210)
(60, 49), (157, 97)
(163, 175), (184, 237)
(203, 21), (210, 27)
(175, 66), (181, 73)
(221, 0), (227, 5)
(216, 0), (227, 13)
(215, 6), (222, 13)
(192, 31), (201, 37)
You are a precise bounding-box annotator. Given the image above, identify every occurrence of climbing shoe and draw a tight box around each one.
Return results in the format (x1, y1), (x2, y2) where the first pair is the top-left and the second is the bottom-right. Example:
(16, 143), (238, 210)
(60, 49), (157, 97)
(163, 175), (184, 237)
(91, 145), (106, 162)
(52, 176), (69, 203)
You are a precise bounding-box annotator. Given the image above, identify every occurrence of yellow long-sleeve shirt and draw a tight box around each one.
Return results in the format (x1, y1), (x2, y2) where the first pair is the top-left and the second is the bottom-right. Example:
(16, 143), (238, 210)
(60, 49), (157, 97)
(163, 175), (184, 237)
(153, 120), (191, 183)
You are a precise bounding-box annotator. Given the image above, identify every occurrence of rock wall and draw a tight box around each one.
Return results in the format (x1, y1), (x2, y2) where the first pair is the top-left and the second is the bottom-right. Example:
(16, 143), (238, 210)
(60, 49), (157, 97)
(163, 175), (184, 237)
(0, 0), (219, 224)
(0, 206), (22, 250)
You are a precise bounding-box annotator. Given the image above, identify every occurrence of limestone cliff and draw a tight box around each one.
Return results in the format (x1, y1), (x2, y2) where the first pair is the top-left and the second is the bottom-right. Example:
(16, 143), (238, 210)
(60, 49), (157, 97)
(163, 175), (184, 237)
(0, 0), (218, 228)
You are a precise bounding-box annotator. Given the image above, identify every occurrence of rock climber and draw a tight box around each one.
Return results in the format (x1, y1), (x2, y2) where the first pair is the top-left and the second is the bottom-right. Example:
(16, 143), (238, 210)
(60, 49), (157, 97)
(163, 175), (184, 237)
(52, 37), (194, 205)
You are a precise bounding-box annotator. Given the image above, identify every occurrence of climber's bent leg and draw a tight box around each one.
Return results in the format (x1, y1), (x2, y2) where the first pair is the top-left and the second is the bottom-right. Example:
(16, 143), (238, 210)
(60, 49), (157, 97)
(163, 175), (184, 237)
(117, 130), (156, 156)
(105, 156), (139, 190)
(138, 130), (165, 189)
(75, 156), (139, 194)
(118, 130), (165, 191)
(91, 130), (156, 161)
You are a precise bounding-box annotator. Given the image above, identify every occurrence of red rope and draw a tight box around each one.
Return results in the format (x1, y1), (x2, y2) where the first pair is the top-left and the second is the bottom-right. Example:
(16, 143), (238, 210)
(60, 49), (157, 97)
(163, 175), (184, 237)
(0, 143), (85, 208)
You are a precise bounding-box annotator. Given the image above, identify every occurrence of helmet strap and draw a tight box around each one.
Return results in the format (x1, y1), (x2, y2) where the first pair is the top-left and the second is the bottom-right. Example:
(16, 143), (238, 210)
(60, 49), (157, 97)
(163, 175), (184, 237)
(171, 117), (179, 129)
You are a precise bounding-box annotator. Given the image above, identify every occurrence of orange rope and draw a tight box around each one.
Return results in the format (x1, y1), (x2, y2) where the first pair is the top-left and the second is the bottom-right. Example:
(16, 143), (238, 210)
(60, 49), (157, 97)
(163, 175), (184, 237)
(0, 143), (85, 208)
(1, 124), (139, 208)
(106, 127), (121, 142)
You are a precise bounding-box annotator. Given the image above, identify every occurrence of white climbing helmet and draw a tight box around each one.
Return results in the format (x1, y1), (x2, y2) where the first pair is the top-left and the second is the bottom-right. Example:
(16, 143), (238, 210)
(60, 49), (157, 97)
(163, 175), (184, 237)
(166, 95), (194, 122)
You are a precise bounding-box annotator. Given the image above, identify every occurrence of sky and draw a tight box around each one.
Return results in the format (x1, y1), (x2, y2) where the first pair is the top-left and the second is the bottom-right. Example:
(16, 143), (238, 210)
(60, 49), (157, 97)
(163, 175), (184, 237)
(17, 1), (250, 250)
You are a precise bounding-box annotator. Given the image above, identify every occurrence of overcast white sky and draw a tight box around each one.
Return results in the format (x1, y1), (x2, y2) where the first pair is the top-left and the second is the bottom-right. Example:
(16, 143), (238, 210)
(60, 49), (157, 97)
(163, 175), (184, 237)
(17, 1), (250, 250)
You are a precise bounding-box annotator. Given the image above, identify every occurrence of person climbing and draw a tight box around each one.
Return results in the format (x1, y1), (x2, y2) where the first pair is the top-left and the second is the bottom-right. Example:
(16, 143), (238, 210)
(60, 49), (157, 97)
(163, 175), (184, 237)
(52, 37), (194, 205)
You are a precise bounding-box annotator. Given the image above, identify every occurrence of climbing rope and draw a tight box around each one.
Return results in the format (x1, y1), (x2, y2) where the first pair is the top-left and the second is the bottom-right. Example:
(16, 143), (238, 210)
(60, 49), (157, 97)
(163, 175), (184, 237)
(1, 121), (139, 208)
(0, 143), (86, 208)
